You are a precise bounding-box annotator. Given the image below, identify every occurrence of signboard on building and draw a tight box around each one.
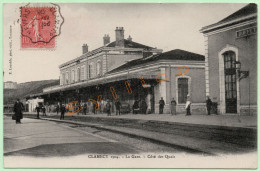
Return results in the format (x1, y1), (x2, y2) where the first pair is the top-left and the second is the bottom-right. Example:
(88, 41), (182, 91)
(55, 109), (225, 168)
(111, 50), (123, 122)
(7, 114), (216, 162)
(236, 27), (257, 38)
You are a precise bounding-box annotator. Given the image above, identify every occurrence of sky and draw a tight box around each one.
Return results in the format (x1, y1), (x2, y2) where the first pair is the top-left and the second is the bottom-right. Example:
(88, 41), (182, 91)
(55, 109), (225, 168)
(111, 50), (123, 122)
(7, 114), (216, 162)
(3, 3), (247, 83)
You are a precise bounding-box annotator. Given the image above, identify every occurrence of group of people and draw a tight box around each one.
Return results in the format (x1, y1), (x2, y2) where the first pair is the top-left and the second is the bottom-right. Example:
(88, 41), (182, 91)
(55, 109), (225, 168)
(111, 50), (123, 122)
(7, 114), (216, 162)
(12, 95), (214, 124)
(35, 105), (47, 119)
(158, 95), (213, 116)
(133, 99), (148, 114)
(159, 97), (178, 115)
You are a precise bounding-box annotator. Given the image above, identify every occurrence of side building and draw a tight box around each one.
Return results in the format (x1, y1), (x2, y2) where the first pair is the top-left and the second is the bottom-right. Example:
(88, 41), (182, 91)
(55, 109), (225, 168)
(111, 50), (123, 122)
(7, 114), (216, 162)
(200, 3), (257, 115)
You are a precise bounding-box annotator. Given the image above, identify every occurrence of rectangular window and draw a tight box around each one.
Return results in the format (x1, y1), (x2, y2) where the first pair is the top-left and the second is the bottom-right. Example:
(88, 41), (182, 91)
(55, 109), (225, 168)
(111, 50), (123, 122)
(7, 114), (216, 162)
(77, 68), (80, 82)
(81, 66), (85, 81)
(89, 63), (94, 79)
(71, 70), (75, 83)
(62, 73), (65, 85)
(89, 65), (91, 79)
(85, 64), (88, 80)
(65, 72), (69, 84)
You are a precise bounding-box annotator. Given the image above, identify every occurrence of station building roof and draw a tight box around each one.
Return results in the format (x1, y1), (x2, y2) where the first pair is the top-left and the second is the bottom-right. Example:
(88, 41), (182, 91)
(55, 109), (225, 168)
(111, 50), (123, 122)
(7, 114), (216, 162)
(108, 49), (205, 73)
(200, 3), (257, 33)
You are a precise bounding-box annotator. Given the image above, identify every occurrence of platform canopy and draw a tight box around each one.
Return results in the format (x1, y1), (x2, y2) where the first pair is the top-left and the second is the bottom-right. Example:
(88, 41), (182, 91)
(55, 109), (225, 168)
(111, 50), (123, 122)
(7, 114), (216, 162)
(30, 70), (160, 97)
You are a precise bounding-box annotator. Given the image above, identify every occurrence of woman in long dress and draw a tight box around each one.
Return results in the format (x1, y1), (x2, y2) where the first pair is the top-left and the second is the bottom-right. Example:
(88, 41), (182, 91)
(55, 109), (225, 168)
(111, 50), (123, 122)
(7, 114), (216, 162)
(170, 98), (177, 115)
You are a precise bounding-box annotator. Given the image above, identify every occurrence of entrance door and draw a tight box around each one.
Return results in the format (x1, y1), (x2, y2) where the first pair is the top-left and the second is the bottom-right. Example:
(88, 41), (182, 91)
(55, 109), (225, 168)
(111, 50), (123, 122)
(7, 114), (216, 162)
(178, 78), (188, 104)
(224, 51), (237, 113)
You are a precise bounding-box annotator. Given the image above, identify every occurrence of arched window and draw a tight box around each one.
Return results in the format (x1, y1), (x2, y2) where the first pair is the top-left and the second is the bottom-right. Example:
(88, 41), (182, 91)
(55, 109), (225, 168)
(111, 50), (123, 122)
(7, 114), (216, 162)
(223, 51), (237, 113)
(97, 61), (102, 76)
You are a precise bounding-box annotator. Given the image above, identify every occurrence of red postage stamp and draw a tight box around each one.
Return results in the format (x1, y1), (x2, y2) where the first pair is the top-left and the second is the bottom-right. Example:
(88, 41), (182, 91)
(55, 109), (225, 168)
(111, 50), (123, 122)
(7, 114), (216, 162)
(20, 4), (63, 49)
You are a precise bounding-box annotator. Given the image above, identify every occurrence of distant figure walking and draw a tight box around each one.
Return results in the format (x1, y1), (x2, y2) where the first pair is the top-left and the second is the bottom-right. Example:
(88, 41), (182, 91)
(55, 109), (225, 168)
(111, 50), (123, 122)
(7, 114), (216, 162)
(115, 99), (121, 115)
(35, 105), (41, 119)
(141, 100), (147, 114)
(60, 104), (66, 120)
(159, 97), (165, 114)
(170, 98), (177, 115)
(92, 103), (96, 115)
(56, 104), (60, 115)
(13, 99), (24, 124)
(106, 100), (111, 116)
(83, 103), (87, 115)
(185, 95), (192, 116)
(42, 106), (46, 116)
(206, 96), (213, 115)
(133, 100), (139, 114)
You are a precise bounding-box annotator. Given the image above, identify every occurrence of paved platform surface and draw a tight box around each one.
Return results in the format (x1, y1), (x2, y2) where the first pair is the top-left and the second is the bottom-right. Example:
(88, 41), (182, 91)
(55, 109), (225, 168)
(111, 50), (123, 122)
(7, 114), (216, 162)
(22, 112), (257, 128)
(41, 117), (256, 156)
(4, 116), (257, 168)
(4, 117), (137, 156)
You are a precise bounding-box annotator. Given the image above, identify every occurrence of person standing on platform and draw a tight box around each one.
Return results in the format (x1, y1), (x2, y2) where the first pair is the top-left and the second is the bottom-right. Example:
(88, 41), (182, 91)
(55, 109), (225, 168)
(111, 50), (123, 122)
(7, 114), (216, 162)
(141, 99), (147, 114)
(60, 104), (66, 120)
(42, 105), (47, 116)
(35, 105), (41, 119)
(83, 103), (87, 115)
(133, 100), (139, 114)
(13, 99), (24, 124)
(206, 96), (213, 115)
(159, 97), (165, 114)
(92, 103), (96, 115)
(170, 98), (177, 115)
(106, 100), (111, 116)
(115, 99), (121, 115)
(185, 95), (192, 116)
(56, 104), (60, 115)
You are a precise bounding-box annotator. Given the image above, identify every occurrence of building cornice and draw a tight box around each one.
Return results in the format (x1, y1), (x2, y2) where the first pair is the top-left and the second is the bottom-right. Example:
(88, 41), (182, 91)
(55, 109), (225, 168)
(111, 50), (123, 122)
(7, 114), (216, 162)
(59, 47), (162, 69)
(200, 13), (257, 33)
(202, 19), (256, 37)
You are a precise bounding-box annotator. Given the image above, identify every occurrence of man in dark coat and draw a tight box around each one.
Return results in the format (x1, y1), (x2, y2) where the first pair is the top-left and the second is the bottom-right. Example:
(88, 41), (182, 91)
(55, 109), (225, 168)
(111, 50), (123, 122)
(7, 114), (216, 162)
(141, 100), (147, 114)
(42, 106), (46, 116)
(56, 105), (60, 115)
(60, 104), (66, 120)
(106, 100), (111, 116)
(13, 99), (24, 124)
(133, 100), (139, 114)
(83, 103), (87, 115)
(115, 99), (121, 115)
(159, 97), (165, 114)
(35, 105), (41, 119)
(206, 96), (213, 115)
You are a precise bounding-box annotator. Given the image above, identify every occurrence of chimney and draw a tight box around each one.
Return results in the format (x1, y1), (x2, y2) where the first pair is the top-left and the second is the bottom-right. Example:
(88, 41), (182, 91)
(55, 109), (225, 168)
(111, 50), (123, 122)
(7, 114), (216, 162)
(115, 27), (125, 47)
(127, 35), (132, 42)
(103, 34), (110, 45)
(82, 44), (88, 54)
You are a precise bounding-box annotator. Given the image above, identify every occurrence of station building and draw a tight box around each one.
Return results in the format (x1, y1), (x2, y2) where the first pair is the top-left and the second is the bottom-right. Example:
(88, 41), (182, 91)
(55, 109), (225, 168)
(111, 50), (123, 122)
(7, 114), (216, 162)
(200, 3), (257, 115)
(33, 27), (206, 114)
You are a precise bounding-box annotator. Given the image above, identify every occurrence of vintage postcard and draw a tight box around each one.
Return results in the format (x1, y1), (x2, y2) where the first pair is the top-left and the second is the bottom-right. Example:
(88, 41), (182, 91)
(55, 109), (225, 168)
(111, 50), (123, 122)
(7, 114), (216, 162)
(2, 2), (258, 169)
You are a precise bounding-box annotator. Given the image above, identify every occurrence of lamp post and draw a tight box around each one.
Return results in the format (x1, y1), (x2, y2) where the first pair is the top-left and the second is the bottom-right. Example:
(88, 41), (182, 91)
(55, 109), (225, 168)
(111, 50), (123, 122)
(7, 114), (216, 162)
(234, 61), (250, 115)
(234, 61), (249, 81)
